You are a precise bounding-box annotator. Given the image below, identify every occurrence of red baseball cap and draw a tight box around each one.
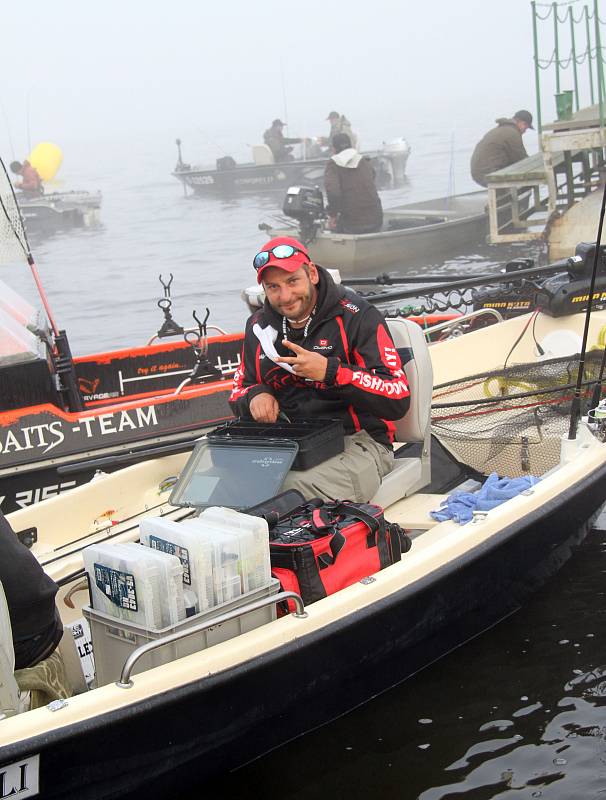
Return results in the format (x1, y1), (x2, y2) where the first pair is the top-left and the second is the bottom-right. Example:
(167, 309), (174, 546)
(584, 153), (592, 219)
(254, 236), (311, 283)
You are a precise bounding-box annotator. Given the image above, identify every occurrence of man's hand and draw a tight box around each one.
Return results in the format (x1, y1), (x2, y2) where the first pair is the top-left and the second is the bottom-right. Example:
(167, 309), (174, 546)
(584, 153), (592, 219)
(249, 392), (280, 423)
(276, 340), (328, 382)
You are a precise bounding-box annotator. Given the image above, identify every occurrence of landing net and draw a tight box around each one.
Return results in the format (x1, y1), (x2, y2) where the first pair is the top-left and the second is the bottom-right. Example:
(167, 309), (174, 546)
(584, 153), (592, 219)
(0, 158), (30, 266)
(431, 351), (604, 478)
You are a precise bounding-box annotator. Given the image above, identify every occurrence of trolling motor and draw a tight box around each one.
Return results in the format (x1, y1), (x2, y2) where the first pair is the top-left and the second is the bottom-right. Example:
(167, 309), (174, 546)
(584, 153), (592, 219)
(471, 257), (541, 318)
(156, 274), (184, 338)
(532, 242), (606, 316)
(282, 185), (326, 244)
(472, 243), (606, 319)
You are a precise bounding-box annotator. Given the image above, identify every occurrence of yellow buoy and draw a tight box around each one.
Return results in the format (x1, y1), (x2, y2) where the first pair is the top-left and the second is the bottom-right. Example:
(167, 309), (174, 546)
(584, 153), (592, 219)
(27, 142), (63, 182)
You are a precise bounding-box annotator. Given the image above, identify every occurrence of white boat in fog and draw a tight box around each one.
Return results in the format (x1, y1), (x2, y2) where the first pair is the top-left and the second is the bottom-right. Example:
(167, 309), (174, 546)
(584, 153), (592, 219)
(264, 190), (492, 276)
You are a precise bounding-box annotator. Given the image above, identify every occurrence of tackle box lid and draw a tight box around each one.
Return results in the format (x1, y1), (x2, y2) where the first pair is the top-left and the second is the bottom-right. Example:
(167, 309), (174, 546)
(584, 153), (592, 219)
(169, 437), (299, 511)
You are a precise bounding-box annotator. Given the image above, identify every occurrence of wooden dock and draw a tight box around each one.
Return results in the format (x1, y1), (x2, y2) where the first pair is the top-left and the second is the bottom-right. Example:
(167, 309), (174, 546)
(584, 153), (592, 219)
(485, 105), (605, 254)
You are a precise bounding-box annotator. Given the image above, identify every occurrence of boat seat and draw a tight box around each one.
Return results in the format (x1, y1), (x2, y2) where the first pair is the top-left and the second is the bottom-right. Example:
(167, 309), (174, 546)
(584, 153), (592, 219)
(370, 318), (433, 508)
(252, 145), (275, 165)
(0, 580), (20, 720)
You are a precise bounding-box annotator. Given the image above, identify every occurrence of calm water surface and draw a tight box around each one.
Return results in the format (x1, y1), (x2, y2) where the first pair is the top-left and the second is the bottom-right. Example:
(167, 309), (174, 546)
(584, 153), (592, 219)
(216, 522), (606, 800)
(5, 121), (601, 799)
(6, 119), (543, 355)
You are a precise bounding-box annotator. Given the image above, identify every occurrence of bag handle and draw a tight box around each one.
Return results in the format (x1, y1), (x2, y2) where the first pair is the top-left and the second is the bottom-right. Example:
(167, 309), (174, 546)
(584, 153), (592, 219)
(311, 502), (380, 543)
(313, 502), (381, 568)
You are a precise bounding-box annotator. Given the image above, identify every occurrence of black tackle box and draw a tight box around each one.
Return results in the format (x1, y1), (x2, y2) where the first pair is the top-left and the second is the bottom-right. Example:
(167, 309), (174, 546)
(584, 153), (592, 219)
(209, 418), (344, 471)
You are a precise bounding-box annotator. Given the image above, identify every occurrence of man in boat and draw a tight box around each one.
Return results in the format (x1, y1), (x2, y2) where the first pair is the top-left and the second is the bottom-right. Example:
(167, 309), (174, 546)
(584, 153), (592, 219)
(9, 159), (43, 196)
(230, 236), (410, 503)
(324, 133), (383, 234)
(470, 110), (534, 187)
(319, 111), (358, 149)
(0, 511), (63, 670)
(263, 119), (304, 162)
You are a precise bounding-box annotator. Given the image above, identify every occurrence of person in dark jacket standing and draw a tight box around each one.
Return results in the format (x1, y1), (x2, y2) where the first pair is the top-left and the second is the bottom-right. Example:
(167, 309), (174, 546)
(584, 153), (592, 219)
(230, 236), (410, 502)
(319, 111), (358, 149)
(324, 133), (383, 234)
(470, 110), (534, 186)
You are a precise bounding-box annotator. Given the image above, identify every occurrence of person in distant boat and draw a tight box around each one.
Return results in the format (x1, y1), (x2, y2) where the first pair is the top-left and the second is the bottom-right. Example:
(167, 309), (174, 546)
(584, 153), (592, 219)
(470, 110), (534, 187)
(324, 133), (383, 234)
(9, 160), (43, 196)
(230, 236), (410, 503)
(263, 119), (303, 162)
(319, 111), (358, 149)
(0, 511), (63, 670)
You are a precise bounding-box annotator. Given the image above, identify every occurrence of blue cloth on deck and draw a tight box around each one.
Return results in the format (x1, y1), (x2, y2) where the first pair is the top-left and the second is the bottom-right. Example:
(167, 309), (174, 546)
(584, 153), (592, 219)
(430, 472), (540, 524)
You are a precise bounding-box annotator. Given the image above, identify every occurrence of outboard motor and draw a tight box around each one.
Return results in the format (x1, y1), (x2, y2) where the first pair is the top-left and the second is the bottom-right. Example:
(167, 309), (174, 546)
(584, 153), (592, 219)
(282, 185), (325, 243)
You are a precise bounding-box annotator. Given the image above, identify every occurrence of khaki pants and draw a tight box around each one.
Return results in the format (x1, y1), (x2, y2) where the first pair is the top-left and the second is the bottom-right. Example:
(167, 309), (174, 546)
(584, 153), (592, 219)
(281, 430), (393, 503)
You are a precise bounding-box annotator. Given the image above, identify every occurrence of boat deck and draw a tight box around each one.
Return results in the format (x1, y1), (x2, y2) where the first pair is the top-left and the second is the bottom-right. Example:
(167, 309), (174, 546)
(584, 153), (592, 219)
(385, 492), (444, 530)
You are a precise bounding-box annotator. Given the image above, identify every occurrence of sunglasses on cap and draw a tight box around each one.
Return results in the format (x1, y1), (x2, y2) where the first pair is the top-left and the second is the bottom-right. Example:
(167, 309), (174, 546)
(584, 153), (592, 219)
(253, 244), (308, 271)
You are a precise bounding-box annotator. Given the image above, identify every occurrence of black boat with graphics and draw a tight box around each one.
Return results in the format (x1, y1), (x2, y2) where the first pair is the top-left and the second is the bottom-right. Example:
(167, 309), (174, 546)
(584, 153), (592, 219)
(0, 158), (243, 513)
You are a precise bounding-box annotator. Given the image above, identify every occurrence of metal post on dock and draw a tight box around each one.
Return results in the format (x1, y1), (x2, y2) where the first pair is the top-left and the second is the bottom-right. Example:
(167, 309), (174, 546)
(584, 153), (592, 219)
(594, 0), (605, 129)
(553, 2), (561, 95)
(532, 1), (543, 136)
(585, 4), (595, 105)
(569, 7), (580, 112)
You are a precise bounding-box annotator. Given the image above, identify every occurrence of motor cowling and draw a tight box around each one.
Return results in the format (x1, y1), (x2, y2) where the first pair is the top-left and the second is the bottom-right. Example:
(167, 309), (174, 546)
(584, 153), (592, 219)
(282, 185), (325, 244)
(282, 185), (325, 222)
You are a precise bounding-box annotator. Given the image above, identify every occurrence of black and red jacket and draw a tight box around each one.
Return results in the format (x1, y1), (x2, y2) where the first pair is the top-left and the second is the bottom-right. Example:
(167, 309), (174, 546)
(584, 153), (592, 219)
(229, 268), (410, 448)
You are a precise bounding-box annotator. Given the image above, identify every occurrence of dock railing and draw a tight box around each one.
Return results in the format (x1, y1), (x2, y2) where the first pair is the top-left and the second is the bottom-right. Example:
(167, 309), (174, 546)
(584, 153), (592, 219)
(532, 0), (605, 135)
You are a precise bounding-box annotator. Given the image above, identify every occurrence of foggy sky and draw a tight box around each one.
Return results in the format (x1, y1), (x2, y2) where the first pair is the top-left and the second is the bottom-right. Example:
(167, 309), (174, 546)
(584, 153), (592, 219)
(0, 0), (567, 163)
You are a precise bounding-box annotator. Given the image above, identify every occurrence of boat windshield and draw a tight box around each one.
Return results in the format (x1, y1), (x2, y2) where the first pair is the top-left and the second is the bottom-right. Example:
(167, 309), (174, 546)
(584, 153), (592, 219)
(170, 438), (299, 510)
(0, 305), (43, 365)
(0, 278), (41, 331)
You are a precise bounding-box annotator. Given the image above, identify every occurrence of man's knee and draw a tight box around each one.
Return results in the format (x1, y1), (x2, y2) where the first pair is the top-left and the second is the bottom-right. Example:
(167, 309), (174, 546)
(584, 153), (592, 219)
(281, 432), (393, 503)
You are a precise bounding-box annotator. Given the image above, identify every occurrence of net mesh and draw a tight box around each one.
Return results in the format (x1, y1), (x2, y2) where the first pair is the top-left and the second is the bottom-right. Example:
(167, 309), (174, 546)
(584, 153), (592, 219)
(0, 158), (30, 266)
(431, 350), (605, 478)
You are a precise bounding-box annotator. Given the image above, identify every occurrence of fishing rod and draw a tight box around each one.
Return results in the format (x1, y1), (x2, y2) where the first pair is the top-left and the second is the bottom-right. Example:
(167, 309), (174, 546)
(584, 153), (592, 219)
(279, 57), (289, 129)
(0, 155), (82, 411)
(196, 128), (229, 156)
(356, 258), (578, 305)
(568, 179), (606, 441)
(0, 157), (59, 336)
(0, 96), (15, 160)
(57, 435), (201, 476)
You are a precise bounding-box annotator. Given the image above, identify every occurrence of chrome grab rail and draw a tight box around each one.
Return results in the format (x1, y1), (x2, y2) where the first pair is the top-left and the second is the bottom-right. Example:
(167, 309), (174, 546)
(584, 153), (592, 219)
(424, 308), (504, 338)
(116, 591), (306, 688)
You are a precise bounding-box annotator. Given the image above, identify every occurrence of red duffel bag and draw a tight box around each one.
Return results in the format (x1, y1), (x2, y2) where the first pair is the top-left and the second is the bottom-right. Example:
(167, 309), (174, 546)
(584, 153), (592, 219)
(269, 499), (411, 607)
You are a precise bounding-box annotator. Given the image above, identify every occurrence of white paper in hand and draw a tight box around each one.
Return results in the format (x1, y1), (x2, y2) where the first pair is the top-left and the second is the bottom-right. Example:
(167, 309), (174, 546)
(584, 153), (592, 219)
(252, 323), (294, 373)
